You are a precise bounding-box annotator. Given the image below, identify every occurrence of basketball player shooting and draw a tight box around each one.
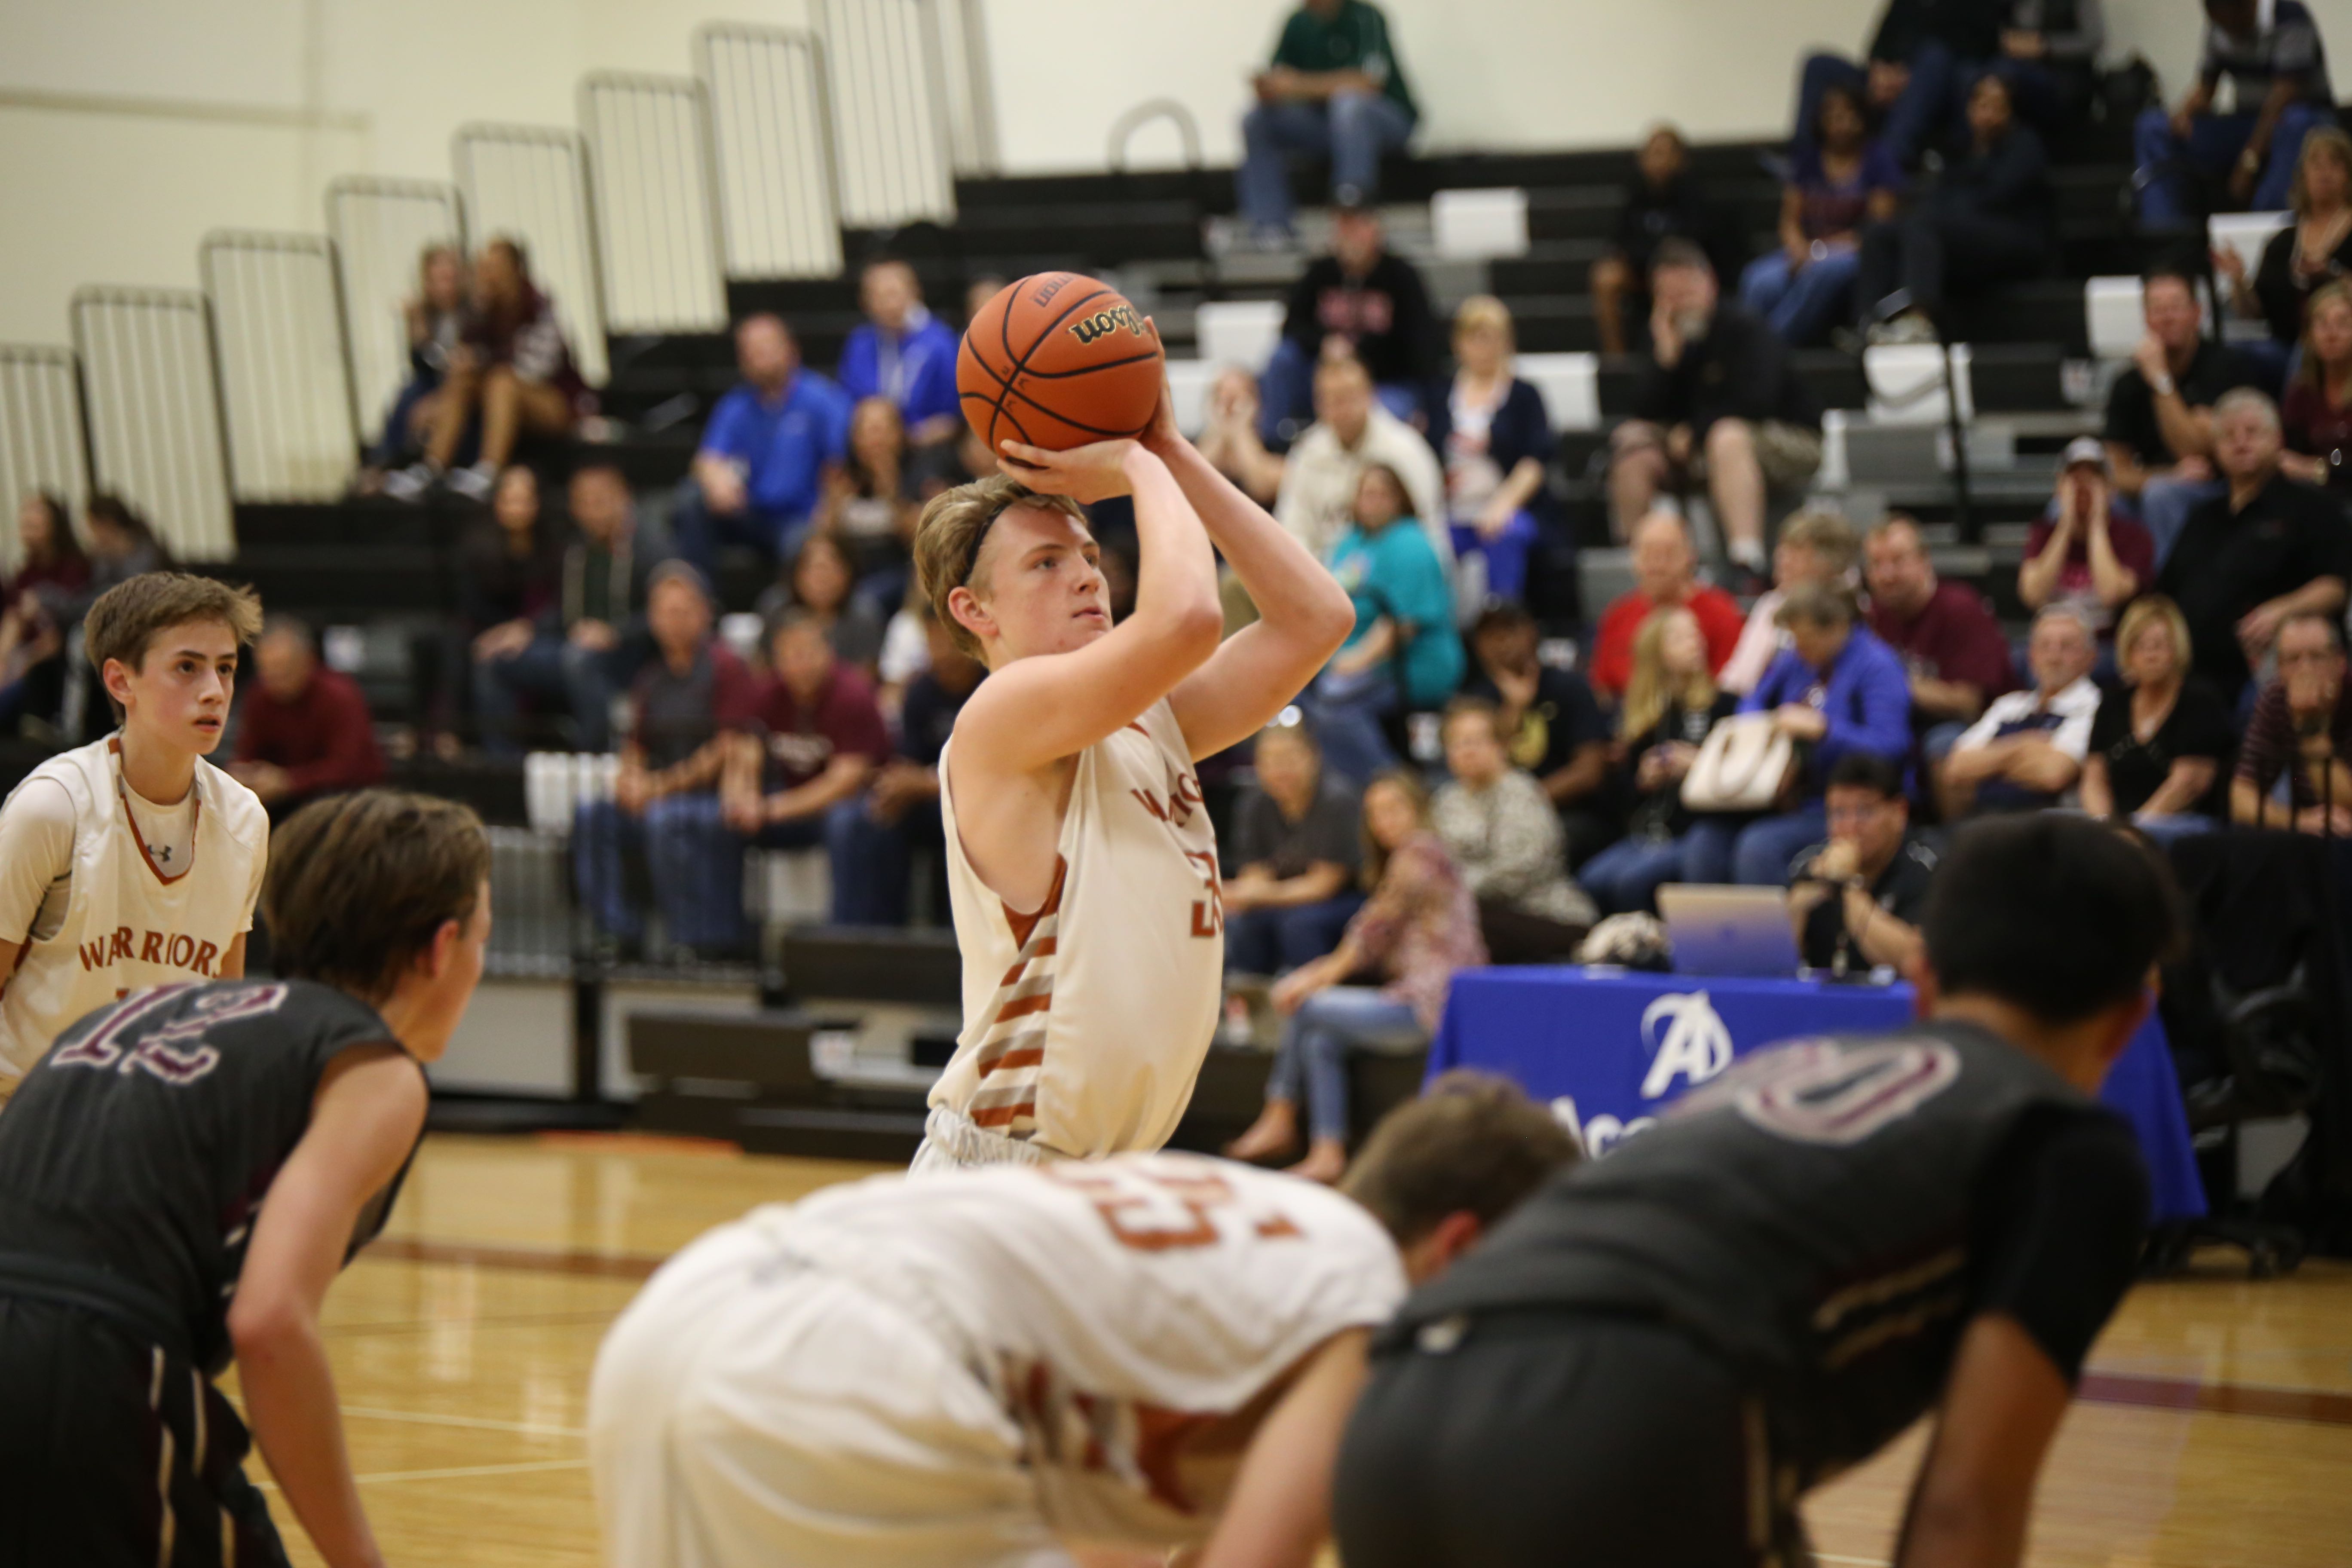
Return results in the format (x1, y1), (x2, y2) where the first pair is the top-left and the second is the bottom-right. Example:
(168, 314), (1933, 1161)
(908, 321), (1354, 1170)
(0, 574), (271, 1109)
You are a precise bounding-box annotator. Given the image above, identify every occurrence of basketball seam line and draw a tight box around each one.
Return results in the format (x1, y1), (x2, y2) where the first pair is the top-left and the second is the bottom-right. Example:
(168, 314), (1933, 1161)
(986, 282), (1115, 443)
(959, 348), (1159, 437)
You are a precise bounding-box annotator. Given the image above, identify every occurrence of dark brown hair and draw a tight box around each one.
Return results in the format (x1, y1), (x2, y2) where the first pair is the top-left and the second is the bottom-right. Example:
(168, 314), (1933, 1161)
(264, 791), (491, 1003)
(1342, 1070), (1581, 1246)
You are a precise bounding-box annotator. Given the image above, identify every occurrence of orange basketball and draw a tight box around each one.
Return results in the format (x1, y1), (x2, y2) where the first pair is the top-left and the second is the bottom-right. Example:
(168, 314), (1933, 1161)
(958, 273), (1165, 453)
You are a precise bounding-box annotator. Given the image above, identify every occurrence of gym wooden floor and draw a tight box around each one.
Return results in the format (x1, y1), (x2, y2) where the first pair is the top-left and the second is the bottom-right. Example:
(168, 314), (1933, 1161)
(233, 1133), (2352, 1568)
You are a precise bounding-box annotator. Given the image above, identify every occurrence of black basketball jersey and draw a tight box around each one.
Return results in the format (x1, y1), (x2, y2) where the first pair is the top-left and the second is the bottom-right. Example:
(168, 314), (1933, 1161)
(0, 979), (420, 1375)
(1394, 1020), (2149, 1481)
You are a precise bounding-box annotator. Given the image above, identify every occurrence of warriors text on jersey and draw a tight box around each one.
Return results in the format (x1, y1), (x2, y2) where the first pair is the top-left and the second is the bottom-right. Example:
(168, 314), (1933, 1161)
(0, 737), (269, 1085)
(930, 696), (1224, 1158)
(590, 1155), (1404, 1567)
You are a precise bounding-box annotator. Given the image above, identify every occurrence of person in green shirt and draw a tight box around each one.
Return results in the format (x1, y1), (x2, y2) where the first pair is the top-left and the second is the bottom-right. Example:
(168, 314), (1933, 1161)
(1303, 462), (1464, 784)
(1239, 0), (1418, 240)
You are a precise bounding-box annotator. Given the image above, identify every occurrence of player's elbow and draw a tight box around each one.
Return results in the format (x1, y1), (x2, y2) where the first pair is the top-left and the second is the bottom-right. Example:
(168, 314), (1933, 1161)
(1161, 597), (1229, 671)
(1304, 576), (1358, 655)
(227, 1290), (315, 1369)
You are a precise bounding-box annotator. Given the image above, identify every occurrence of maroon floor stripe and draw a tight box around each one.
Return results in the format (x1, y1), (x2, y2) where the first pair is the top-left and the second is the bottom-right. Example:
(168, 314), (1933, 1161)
(2079, 1371), (2352, 1427)
(363, 1237), (663, 1281)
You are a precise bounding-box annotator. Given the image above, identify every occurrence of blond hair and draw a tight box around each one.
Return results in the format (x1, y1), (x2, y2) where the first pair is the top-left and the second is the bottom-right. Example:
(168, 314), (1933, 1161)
(2294, 126), (2352, 217)
(2114, 593), (2192, 678)
(1619, 605), (1718, 742)
(1452, 294), (1515, 352)
(1778, 507), (1860, 577)
(912, 473), (1088, 657)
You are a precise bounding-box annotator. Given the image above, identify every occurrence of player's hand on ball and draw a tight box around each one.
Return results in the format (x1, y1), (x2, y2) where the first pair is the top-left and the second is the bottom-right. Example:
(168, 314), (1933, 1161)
(997, 438), (1152, 504)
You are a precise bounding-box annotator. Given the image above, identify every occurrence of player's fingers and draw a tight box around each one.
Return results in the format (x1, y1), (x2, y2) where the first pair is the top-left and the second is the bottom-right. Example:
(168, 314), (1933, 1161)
(998, 438), (1056, 469)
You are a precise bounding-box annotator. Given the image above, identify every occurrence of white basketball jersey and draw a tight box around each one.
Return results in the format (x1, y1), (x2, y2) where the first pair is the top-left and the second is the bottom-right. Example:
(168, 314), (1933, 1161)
(0, 737), (268, 1080)
(933, 696), (1223, 1157)
(739, 1153), (1406, 1550)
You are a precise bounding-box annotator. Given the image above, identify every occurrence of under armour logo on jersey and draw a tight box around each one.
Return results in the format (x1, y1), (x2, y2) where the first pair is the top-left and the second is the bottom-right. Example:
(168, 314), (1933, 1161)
(1639, 990), (1734, 1100)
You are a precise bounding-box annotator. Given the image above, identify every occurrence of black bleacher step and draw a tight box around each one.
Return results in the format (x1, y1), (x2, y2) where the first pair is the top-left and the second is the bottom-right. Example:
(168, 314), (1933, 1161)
(609, 333), (735, 373)
(234, 500), (455, 552)
(949, 200), (1204, 263)
(954, 168), (1226, 212)
(197, 544), (449, 616)
(1485, 242), (1611, 294)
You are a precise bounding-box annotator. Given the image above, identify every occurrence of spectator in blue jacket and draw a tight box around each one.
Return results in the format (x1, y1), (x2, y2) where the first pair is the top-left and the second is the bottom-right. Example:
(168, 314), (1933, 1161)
(672, 314), (851, 577)
(1684, 579), (1914, 886)
(837, 259), (962, 449)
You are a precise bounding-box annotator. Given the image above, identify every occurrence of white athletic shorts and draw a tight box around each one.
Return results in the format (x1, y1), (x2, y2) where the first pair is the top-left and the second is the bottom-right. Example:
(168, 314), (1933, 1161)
(588, 1221), (1071, 1568)
(908, 1103), (1063, 1176)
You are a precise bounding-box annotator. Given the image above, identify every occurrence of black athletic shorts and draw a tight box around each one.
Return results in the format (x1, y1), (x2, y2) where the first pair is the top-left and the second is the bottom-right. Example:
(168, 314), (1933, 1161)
(1333, 1311), (1809, 1568)
(0, 1294), (288, 1568)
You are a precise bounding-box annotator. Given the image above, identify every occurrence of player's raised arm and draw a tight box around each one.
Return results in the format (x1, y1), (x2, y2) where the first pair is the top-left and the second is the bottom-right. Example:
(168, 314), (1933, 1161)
(1143, 388), (1358, 761)
(931, 439), (1224, 776)
(228, 1045), (427, 1568)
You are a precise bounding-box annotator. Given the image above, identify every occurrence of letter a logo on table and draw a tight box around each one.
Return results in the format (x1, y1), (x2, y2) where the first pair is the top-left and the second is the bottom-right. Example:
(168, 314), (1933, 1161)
(1639, 991), (1734, 1100)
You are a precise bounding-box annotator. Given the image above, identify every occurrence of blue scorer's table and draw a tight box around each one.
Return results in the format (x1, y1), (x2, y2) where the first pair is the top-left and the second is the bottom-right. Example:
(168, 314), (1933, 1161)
(1427, 967), (2206, 1222)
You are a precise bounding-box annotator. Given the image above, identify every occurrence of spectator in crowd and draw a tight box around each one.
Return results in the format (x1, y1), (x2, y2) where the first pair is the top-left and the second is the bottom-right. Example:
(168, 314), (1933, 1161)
(1300, 463), (1464, 783)
(227, 617), (386, 817)
(475, 462), (654, 757)
(397, 239), (590, 503)
(1461, 602), (1614, 864)
(2233, 609), (2352, 830)
(1785, 752), (1935, 975)
(575, 564), (761, 959)
(838, 259), (962, 449)
(2020, 437), (2155, 639)
(1742, 86), (1904, 348)
(2157, 386), (2352, 704)
(1687, 582), (1913, 886)
(963, 275), (1008, 325)
(364, 244), (471, 476)
(2105, 266), (2260, 566)
(1721, 507), (1860, 695)
(1587, 510), (1746, 700)
(1792, 0), (2007, 168)
(1274, 355), (1448, 563)
(1428, 297), (1553, 607)
(723, 610), (890, 923)
(829, 603), (986, 926)
(0, 493), (89, 733)
(2282, 281), (2352, 488)
(2217, 127), (2352, 382)
(1223, 720), (1367, 978)
(2081, 594), (2234, 835)
(756, 531), (887, 677)
(673, 314), (853, 578)
(1856, 74), (2054, 338)
(814, 396), (922, 606)
(1939, 603), (2103, 818)
(1236, 0), (1418, 242)
(1579, 606), (1739, 913)
(78, 493), (169, 607)
(1591, 125), (1744, 359)
(1227, 768), (1485, 1182)
(460, 466), (564, 741)
(1260, 206), (1439, 443)
(1433, 698), (1597, 961)
(1863, 514), (2016, 752)
(2135, 0), (2337, 229)
(1195, 366), (1287, 506)
(1609, 240), (1823, 575)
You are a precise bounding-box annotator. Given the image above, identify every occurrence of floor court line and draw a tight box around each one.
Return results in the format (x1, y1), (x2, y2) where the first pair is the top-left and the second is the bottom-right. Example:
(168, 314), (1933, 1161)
(338, 1405), (588, 1439)
(255, 1458), (590, 1490)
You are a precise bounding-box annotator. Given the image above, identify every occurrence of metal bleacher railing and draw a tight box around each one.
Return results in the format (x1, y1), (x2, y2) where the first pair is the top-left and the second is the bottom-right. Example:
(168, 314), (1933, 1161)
(70, 287), (236, 560)
(453, 122), (611, 386)
(812, 0), (961, 227)
(200, 231), (361, 503)
(0, 345), (91, 573)
(580, 73), (729, 335)
(327, 176), (468, 445)
(696, 24), (845, 280)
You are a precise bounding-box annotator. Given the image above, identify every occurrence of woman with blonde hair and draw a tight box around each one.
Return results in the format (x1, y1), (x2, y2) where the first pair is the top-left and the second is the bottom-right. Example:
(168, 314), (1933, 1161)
(2079, 593), (2233, 840)
(2283, 280), (2352, 488)
(1577, 605), (1738, 913)
(1718, 506), (1858, 694)
(2218, 126), (2352, 380)
(1227, 768), (1486, 1182)
(1430, 295), (1553, 607)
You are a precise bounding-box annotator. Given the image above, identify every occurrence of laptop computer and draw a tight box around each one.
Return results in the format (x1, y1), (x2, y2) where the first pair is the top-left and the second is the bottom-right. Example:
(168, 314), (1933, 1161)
(1657, 885), (1805, 979)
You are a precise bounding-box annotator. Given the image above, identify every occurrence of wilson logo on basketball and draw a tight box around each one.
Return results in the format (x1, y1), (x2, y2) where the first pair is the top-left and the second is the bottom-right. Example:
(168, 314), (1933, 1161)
(1067, 304), (1147, 347)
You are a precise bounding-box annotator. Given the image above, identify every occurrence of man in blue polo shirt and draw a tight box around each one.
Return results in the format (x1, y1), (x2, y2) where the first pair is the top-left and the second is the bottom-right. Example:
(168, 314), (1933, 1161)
(2136, 0), (2337, 227)
(672, 313), (851, 576)
(837, 259), (962, 448)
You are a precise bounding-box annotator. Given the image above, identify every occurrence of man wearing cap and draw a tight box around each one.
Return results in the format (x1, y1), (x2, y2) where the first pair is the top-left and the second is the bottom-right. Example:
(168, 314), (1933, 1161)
(2019, 438), (2157, 642)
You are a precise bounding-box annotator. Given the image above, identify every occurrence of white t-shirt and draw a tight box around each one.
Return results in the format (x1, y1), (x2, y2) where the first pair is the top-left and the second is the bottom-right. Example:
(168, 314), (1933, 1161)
(1273, 404), (1451, 566)
(743, 1154), (1406, 1547)
(1953, 675), (2104, 760)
